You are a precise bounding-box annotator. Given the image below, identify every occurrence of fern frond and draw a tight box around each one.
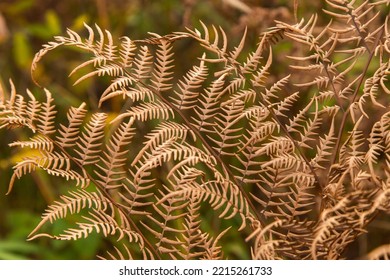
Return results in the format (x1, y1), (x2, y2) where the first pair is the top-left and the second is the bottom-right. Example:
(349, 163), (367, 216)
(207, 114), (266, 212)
(3, 8), (390, 260)
(177, 198), (206, 259)
(251, 49), (272, 88)
(9, 135), (54, 152)
(192, 73), (226, 131)
(74, 112), (107, 165)
(94, 118), (135, 189)
(132, 45), (153, 81)
(132, 121), (196, 165)
(209, 100), (245, 155)
(134, 141), (216, 185)
(275, 91), (299, 118)
(100, 82), (155, 107)
(8, 159), (89, 195)
(118, 174), (155, 215)
(28, 189), (110, 238)
(200, 227), (230, 260)
(30, 209), (143, 244)
(159, 180), (252, 231)
(119, 36), (137, 67)
(37, 89), (57, 135)
(247, 220), (283, 260)
(151, 37), (174, 92)
(170, 56), (208, 110)
(179, 21), (228, 63)
(141, 188), (187, 256)
(56, 103), (87, 148)
(0, 82), (39, 132)
(311, 117), (337, 170)
(112, 100), (174, 123)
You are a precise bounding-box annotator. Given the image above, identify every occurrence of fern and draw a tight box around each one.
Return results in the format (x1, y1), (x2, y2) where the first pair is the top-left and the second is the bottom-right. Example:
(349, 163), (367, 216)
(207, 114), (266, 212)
(1, 0), (390, 259)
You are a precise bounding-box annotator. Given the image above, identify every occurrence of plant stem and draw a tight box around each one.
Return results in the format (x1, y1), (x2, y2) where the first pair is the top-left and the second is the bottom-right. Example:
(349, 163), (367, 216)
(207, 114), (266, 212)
(329, 26), (385, 179)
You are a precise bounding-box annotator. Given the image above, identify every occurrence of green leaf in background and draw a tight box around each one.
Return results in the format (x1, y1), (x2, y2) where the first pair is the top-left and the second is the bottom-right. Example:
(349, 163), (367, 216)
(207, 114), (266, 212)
(71, 14), (90, 31)
(13, 32), (32, 69)
(27, 10), (62, 39)
(45, 10), (61, 35)
(5, 0), (35, 15)
(0, 240), (40, 260)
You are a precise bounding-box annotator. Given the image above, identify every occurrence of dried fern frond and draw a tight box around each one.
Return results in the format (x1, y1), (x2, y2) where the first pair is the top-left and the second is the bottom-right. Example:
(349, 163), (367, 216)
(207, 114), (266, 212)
(2, 1), (390, 259)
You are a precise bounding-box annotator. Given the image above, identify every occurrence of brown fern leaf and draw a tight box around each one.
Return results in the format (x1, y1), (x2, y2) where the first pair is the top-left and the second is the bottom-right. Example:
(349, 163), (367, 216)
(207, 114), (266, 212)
(56, 103), (87, 148)
(74, 112), (107, 165)
(94, 118), (135, 189)
(28, 189), (110, 238)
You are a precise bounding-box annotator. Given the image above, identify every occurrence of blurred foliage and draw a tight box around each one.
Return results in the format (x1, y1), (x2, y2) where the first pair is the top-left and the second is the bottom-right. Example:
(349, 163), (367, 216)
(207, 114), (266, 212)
(0, 0), (388, 259)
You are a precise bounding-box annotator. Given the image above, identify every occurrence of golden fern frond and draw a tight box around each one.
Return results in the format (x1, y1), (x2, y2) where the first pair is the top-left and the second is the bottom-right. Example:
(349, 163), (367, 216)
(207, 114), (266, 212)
(119, 36), (137, 68)
(132, 121), (196, 165)
(8, 159), (89, 194)
(151, 37), (174, 92)
(209, 100), (246, 155)
(28, 189), (109, 238)
(0, 81), (39, 132)
(311, 117), (337, 170)
(177, 198), (207, 259)
(7, 149), (85, 194)
(192, 74), (226, 132)
(242, 33), (267, 73)
(56, 103), (87, 148)
(132, 45), (153, 81)
(160, 180), (252, 231)
(311, 197), (350, 259)
(200, 227), (230, 260)
(168, 165), (205, 187)
(250, 50), (272, 88)
(246, 220), (283, 260)
(338, 118), (366, 184)
(357, 62), (389, 118)
(358, 183), (390, 223)
(99, 76), (136, 105)
(178, 21), (229, 64)
(275, 91), (299, 118)
(286, 99), (320, 147)
(141, 189), (187, 257)
(261, 75), (291, 106)
(9, 135), (54, 152)
(74, 112), (107, 165)
(311, 187), (375, 260)
(253, 155), (316, 220)
(94, 118), (135, 189)
(170, 56), (208, 110)
(100, 84), (155, 106)
(364, 114), (390, 183)
(112, 100), (174, 123)
(2, 4), (389, 260)
(325, 0), (378, 49)
(134, 141), (216, 185)
(30, 209), (143, 245)
(118, 174), (155, 216)
(37, 89), (57, 135)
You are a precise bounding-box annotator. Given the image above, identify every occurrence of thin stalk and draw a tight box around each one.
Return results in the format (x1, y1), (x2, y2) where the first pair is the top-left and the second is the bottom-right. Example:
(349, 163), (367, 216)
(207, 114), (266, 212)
(329, 26), (385, 174)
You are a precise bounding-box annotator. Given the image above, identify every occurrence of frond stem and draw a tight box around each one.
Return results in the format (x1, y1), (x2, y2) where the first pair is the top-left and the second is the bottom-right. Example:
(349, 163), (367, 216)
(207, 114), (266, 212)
(329, 25), (385, 181)
(259, 93), (323, 192)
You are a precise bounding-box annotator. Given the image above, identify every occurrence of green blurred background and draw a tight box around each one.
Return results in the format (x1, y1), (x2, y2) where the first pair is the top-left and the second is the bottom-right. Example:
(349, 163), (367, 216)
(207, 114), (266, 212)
(0, 0), (388, 259)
